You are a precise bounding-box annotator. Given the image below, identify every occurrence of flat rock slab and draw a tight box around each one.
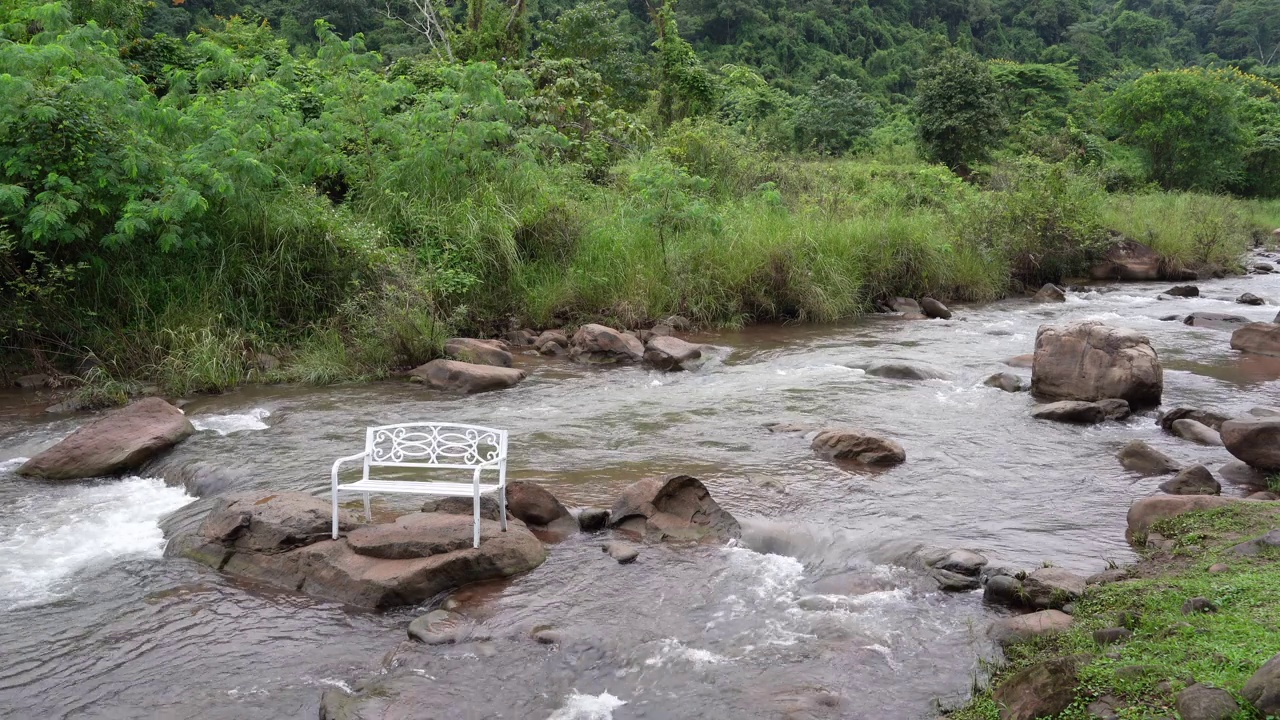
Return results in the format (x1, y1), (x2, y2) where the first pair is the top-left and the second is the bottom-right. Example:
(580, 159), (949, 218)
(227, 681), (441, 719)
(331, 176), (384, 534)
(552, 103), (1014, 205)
(347, 513), (481, 559)
(1031, 400), (1107, 424)
(608, 475), (741, 543)
(1183, 312), (1252, 331)
(18, 397), (194, 480)
(863, 361), (950, 380)
(200, 491), (359, 553)
(409, 359), (526, 394)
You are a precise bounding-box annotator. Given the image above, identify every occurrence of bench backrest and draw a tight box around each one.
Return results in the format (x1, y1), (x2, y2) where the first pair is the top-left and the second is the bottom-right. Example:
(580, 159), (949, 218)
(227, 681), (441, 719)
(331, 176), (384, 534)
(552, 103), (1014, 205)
(364, 423), (507, 474)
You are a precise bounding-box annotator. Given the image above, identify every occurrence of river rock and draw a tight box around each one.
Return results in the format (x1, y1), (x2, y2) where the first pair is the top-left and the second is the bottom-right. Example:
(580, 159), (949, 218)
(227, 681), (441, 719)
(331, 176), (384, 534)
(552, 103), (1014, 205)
(921, 297), (952, 319)
(1184, 312), (1252, 331)
(1238, 292), (1266, 306)
(421, 494), (503, 521)
(504, 329), (537, 347)
(15, 373), (49, 389)
(1221, 416), (1280, 471)
(863, 361), (950, 381)
(569, 324), (645, 364)
(1166, 285), (1199, 297)
(603, 541), (639, 564)
(1092, 627), (1133, 646)
(1219, 460), (1268, 487)
(987, 610), (1073, 648)
(534, 330), (569, 351)
(1031, 401), (1107, 424)
(17, 397), (194, 480)
(1244, 652), (1280, 716)
(882, 297), (922, 314)
(1097, 398), (1132, 420)
(984, 372), (1026, 393)
(174, 493), (546, 609)
(1125, 495), (1241, 542)
(1229, 529), (1280, 556)
(1249, 491), (1280, 500)
(644, 335), (703, 371)
(409, 359), (526, 394)
(1160, 407), (1228, 432)
(1232, 322), (1280, 357)
(1031, 321), (1162, 408)
(504, 481), (574, 529)
(1160, 465), (1221, 496)
(1090, 238), (1161, 280)
(1117, 440), (1180, 476)
(1259, 263), (1277, 274)
(577, 507), (609, 532)
(1004, 354), (1035, 368)
(992, 654), (1089, 720)
(1022, 567), (1086, 609)
(1176, 684), (1239, 720)
(608, 475), (741, 543)
(1031, 283), (1066, 303)
(407, 609), (470, 645)
(810, 428), (906, 465)
(1170, 419), (1223, 446)
(443, 338), (512, 368)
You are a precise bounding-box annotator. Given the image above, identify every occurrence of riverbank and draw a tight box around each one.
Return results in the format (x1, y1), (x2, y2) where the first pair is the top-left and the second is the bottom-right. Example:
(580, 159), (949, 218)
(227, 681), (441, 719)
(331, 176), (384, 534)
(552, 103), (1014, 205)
(948, 500), (1280, 719)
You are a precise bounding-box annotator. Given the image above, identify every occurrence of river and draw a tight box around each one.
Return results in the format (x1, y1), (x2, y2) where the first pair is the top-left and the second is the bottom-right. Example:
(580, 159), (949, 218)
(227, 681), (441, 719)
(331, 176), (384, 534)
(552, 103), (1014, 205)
(2, 267), (1278, 720)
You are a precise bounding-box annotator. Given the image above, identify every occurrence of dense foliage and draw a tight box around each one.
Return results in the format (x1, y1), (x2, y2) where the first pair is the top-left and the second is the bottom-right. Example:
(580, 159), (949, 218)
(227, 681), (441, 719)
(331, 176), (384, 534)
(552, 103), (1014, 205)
(1, 0), (1279, 394)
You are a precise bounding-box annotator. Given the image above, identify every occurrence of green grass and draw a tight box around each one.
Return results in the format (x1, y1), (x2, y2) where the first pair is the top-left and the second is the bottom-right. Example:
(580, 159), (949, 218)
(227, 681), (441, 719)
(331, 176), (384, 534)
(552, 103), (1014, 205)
(948, 504), (1280, 720)
(1101, 193), (1252, 272)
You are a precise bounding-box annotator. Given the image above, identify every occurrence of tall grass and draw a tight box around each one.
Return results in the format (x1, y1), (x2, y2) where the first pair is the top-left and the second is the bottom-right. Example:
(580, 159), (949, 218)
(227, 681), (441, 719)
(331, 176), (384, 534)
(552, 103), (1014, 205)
(1100, 193), (1251, 271)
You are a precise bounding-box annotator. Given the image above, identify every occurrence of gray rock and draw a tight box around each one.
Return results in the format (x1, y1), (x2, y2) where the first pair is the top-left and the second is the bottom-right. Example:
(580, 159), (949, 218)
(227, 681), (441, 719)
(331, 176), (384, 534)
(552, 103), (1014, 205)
(608, 475), (741, 543)
(984, 372), (1026, 392)
(987, 609), (1073, 647)
(1092, 627), (1133, 645)
(534, 330), (569, 350)
(408, 359), (526, 394)
(931, 568), (980, 592)
(1209, 563), (1229, 573)
(1032, 400), (1107, 424)
(1087, 567), (1132, 585)
(1117, 441), (1180, 476)
(1238, 292), (1266, 306)
(932, 549), (989, 576)
(1221, 416), (1280, 471)
(1160, 407), (1229, 432)
(443, 338), (513, 368)
(1097, 398), (1132, 420)
(921, 297), (952, 319)
(810, 428), (906, 465)
(1086, 694), (1122, 720)
(1005, 354), (1035, 368)
(1183, 312), (1252, 331)
(882, 297), (922, 314)
(660, 315), (693, 331)
(1021, 567), (1087, 609)
(15, 373), (50, 389)
(17, 397), (194, 480)
(1175, 684), (1239, 720)
(577, 508), (609, 532)
(422, 494), (503, 522)
(1249, 491), (1280, 501)
(1166, 285), (1200, 297)
(1219, 460), (1268, 486)
(407, 609), (470, 645)
(569, 324), (645, 364)
(1243, 652), (1280, 716)
(1090, 239), (1161, 280)
(863, 361), (950, 381)
(983, 574), (1026, 607)
(1031, 321), (1162, 408)
(1181, 597), (1218, 614)
(531, 626), (564, 644)
(1170, 419), (1223, 446)
(1032, 283), (1066, 303)
(1229, 529), (1280, 556)
(644, 335), (703, 371)
(1159, 465), (1221, 496)
(602, 541), (639, 564)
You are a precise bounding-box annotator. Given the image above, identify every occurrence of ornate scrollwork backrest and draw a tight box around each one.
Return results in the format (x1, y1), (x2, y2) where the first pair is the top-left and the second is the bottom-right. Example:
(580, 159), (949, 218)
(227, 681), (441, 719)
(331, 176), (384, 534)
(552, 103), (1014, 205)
(367, 423), (504, 467)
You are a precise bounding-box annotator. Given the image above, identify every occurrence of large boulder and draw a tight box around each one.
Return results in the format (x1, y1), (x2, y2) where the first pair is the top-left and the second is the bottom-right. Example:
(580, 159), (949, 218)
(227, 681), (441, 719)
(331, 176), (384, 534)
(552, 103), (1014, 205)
(1175, 684), (1240, 720)
(810, 428), (906, 465)
(173, 493), (546, 609)
(504, 480), (574, 530)
(1125, 495), (1242, 543)
(569, 324), (645, 364)
(1183, 312), (1252, 331)
(1090, 238), (1161, 280)
(992, 655), (1089, 720)
(1221, 416), (1280, 471)
(17, 397), (194, 480)
(443, 338), (512, 368)
(410, 359), (526, 394)
(1243, 652), (1280, 716)
(608, 475), (740, 543)
(921, 297), (952, 319)
(644, 336), (703, 371)
(1030, 321), (1163, 408)
(1232, 323), (1280, 358)
(987, 610), (1073, 648)
(1117, 440), (1180, 476)
(1159, 465), (1221, 496)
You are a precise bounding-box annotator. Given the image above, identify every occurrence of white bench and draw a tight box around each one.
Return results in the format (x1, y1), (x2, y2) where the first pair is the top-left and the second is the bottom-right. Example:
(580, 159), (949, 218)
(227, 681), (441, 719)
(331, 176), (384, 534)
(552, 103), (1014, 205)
(330, 422), (508, 548)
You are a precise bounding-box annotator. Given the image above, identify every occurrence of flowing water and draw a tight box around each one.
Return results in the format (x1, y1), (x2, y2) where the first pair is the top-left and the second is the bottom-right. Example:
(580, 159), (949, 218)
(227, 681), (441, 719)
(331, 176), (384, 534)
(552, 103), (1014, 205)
(2, 266), (1279, 720)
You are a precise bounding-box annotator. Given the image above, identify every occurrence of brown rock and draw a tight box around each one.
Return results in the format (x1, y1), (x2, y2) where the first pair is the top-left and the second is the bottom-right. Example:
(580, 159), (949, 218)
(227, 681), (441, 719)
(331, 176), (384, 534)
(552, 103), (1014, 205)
(984, 372), (1026, 393)
(505, 481), (573, 527)
(1005, 354), (1035, 368)
(347, 512), (481, 559)
(569, 324), (645, 364)
(987, 610), (1073, 648)
(1243, 652), (1280, 716)
(1238, 292), (1266, 306)
(1126, 496), (1241, 543)
(17, 397), (194, 480)
(992, 654), (1089, 720)
(443, 338), (513, 368)
(1165, 285), (1199, 297)
(198, 491), (359, 553)
(1031, 283), (1066, 303)
(1021, 567), (1086, 609)
(810, 428), (906, 465)
(1233, 323), (1280, 358)
(921, 297), (952, 319)
(1221, 416), (1280, 471)
(1090, 239), (1161, 280)
(534, 330), (569, 350)
(1031, 400), (1107, 424)
(608, 475), (741, 542)
(1175, 684), (1239, 720)
(1160, 407), (1229, 432)
(1159, 465), (1221, 496)
(644, 336), (703, 371)
(1170, 419), (1223, 446)
(1117, 440), (1179, 476)
(1030, 321), (1163, 408)
(409, 359), (526, 394)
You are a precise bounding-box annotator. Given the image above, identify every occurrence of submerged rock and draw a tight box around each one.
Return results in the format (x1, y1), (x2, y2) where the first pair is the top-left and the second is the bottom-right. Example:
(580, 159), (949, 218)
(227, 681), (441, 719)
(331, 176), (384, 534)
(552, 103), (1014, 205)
(983, 372), (1026, 393)
(576, 507), (609, 532)
(1031, 400), (1107, 424)
(602, 540), (639, 564)
(1232, 322), (1280, 357)
(1222, 416), (1280, 471)
(608, 475), (741, 543)
(1159, 465), (1221, 496)
(172, 491), (546, 609)
(443, 338), (512, 368)
(569, 324), (645, 364)
(644, 335), (703, 371)
(863, 361), (950, 381)
(1116, 440), (1179, 476)
(1159, 407), (1229, 432)
(1031, 321), (1163, 408)
(1183, 312), (1252, 331)
(407, 609), (471, 645)
(18, 397), (194, 481)
(1165, 285), (1199, 297)
(810, 428), (906, 465)
(409, 359), (526, 394)
(1031, 283), (1066, 303)
(1238, 292), (1266, 306)
(881, 297), (922, 314)
(1170, 419), (1223, 446)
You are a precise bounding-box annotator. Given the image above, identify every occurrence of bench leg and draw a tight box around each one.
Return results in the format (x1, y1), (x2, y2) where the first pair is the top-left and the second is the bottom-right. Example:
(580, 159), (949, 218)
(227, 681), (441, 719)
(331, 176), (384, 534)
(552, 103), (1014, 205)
(331, 489), (339, 540)
(472, 491), (481, 548)
(499, 485), (508, 532)
(363, 493), (371, 523)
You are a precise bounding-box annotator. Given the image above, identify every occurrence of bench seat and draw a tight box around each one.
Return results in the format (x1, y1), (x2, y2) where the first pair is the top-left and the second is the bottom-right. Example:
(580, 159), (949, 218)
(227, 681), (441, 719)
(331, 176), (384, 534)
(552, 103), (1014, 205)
(340, 479), (500, 496)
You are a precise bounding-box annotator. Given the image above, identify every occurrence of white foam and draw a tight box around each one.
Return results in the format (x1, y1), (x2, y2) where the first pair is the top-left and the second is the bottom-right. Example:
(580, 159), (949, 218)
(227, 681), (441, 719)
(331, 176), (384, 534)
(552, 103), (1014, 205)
(0, 476), (193, 609)
(547, 691), (627, 720)
(191, 407), (270, 435)
(0, 457), (28, 473)
(644, 638), (729, 668)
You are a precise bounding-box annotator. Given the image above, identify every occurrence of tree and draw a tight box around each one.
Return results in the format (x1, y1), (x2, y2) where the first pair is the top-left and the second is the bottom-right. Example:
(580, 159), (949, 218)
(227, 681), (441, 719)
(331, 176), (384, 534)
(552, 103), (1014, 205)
(793, 76), (879, 154)
(1103, 69), (1247, 191)
(651, 0), (717, 126)
(913, 49), (1006, 171)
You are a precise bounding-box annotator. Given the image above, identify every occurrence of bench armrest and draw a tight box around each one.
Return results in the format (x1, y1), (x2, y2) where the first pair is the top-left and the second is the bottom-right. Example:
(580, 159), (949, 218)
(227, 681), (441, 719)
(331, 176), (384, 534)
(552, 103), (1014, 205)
(331, 451), (369, 488)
